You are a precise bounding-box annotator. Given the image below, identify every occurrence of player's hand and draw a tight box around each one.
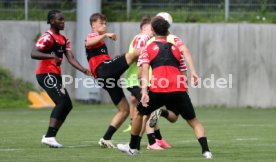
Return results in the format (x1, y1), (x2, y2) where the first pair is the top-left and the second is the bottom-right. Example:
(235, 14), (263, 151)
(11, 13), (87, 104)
(52, 53), (62, 66)
(105, 33), (117, 41)
(191, 72), (199, 86)
(83, 69), (92, 76)
(141, 93), (149, 107)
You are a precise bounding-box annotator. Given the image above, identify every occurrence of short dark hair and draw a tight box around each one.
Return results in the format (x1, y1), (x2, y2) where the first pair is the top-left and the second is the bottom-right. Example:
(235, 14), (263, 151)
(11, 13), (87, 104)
(151, 16), (169, 36)
(90, 13), (107, 26)
(140, 16), (151, 30)
(47, 10), (61, 24)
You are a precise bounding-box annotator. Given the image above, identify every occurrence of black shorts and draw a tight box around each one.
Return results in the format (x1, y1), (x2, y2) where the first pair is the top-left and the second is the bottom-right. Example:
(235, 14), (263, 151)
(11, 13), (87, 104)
(36, 73), (71, 104)
(96, 54), (129, 105)
(127, 86), (142, 102)
(36, 73), (72, 121)
(137, 91), (196, 120)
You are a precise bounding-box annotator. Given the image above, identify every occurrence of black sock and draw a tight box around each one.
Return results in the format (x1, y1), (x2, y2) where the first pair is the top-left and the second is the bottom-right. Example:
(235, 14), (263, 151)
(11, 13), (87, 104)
(147, 133), (156, 145)
(160, 109), (169, 118)
(198, 137), (210, 153)
(137, 136), (142, 150)
(129, 134), (140, 149)
(154, 129), (162, 140)
(45, 127), (59, 137)
(103, 125), (117, 140)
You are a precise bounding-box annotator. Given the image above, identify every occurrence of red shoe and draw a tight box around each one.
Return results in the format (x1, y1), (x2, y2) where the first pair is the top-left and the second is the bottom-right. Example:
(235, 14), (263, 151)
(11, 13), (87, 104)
(147, 143), (164, 150)
(156, 139), (171, 149)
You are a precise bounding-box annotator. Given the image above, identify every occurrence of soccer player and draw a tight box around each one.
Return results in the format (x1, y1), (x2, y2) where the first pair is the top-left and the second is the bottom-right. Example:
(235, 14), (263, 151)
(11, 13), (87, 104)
(122, 16), (152, 149)
(145, 12), (200, 150)
(117, 16), (212, 159)
(31, 10), (91, 148)
(123, 15), (152, 132)
(85, 13), (140, 148)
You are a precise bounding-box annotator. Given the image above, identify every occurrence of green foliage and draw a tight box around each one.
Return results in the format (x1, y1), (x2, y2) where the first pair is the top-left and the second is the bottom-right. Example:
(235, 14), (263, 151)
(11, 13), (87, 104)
(0, 68), (35, 108)
(0, 1), (275, 23)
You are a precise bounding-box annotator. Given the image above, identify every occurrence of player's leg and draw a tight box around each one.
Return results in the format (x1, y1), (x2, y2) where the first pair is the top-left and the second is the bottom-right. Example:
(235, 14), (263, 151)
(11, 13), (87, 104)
(125, 48), (141, 64)
(99, 85), (129, 148)
(37, 74), (73, 148)
(127, 86), (145, 150)
(122, 95), (135, 133)
(149, 109), (179, 128)
(145, 107), (179, 149)
(145, 119), (164, 150)
(117, 109), (143, 156)
(117, 91), (162, 155)
(96, 49), (141, 79)
(177, 92), (212, 159)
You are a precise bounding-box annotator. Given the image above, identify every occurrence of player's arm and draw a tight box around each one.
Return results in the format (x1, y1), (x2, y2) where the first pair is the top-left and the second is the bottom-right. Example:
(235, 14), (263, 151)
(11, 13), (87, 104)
(181, 70), (189, 91)
(140, 63), (150, 107)
(180, 44), (199, 86)
(31, 46), (55, 60)
(65, 50), (91, 76)
(85, 33), (117, 47)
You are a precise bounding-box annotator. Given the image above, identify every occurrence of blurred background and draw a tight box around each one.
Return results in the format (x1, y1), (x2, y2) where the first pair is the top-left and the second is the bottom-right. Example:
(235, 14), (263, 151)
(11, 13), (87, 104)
(1, 0), (276, 22)
(0, 0), (276, 108)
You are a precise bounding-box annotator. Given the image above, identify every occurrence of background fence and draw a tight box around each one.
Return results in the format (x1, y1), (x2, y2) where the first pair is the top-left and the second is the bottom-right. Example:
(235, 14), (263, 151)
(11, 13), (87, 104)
(1, 21), (276, 107)
(1, 0), (276, 23)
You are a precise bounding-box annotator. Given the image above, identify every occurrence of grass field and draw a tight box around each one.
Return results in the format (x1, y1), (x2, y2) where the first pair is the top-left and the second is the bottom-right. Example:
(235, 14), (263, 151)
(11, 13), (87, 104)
(0, 105), (275, 162)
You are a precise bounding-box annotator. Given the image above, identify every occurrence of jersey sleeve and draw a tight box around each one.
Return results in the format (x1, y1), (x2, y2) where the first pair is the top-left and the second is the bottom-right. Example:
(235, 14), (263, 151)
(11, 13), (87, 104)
(35, 33), (53, 51)
(86, 32), (98, 40)
(172, 35), (184, 49)
(137, 45), (150, 66)
(132, 35), (149, 49)
(179, 53), (187, 71)
(170, 35), (188, 71)
(65, 37), (71, 51)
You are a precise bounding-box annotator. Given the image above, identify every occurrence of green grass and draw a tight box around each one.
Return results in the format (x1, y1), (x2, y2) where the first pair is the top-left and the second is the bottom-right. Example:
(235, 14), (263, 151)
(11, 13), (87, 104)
(0, 105), (276, 161)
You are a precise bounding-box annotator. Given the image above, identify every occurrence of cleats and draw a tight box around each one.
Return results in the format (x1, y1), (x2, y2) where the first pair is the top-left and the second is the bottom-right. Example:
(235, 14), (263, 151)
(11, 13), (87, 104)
(41, 135), (63, 148)
(202, 151), (213, 159)
(123, 124), (131, 133)
(147, 143), (164, 150)
(98, 138), (116, 148)
(156, 139), (171, 149)
(149, 109), (162, 128)
(117, 144), (139, 156)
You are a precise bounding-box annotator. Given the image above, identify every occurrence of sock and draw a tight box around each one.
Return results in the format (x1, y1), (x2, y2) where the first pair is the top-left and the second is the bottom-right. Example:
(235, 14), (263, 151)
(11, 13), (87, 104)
(154, 129), (162, 140)
(160, 109), (169, 118)
(147, 133), (156, 145)
(129, 134), (140, 149)
(103, 125), (117, 140)
(198, 137), (210, 153)
(45, 127), (59, 137)
(137, 136), (142, 150)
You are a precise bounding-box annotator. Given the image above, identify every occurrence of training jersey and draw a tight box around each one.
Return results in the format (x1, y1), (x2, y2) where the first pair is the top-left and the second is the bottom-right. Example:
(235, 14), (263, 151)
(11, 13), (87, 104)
(85, 32), (111, 78)
(35, 30), (71, 75)
(139, 37), (187, 93)
(125, 34), (150, 88)
(140, 34), (187, 71)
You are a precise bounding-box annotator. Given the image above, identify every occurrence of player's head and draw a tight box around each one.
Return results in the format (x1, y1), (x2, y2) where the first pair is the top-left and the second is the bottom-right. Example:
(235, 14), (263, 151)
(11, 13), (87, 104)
(47, 10), (64, 30)
(151, 16), (169, 36)
(90, 13), (107, 34)
(140, 16), (152, 36)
